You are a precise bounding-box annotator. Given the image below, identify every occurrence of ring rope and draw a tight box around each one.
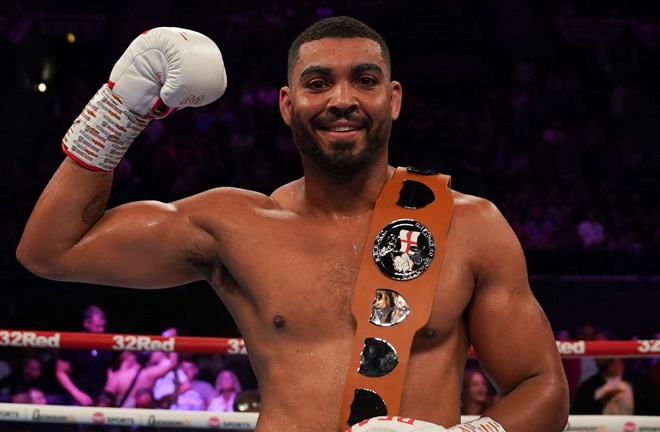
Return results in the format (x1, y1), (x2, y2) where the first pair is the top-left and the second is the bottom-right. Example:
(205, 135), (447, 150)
(2, 329), (660, 358)
(0, 329), (246, 355)
(0, 404), (658, 431)
(0, 403), (258, 430)
(1, 329), (659, 430)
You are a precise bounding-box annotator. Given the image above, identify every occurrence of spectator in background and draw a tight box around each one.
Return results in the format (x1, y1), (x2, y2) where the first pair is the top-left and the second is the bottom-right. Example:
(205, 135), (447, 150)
(128, 387), (159, 432)
(151, 327), (190, 409)
(207, 369), (242, 412)
(521, 205), (556, 249)
(0, 353), (11, 398)
(571, 356), (660, 415)
(15, 357), (44, 394)
(134, 386), (156, 409)
(101, 349), (177, 408)
(172, 355), (215, 410)
(4, 355), (60, 404)
(575, 323), (599, 388)
(55, 305), (116, 406)
(577, 210), (606, 249)
(11, 387), (47, 405)
(461, 367), (496, 416)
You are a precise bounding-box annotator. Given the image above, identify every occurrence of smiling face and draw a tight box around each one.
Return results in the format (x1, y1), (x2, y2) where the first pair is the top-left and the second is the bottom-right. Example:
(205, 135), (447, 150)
(83, 313), (106, 333)
(467, 372), (489, 403)
(280, 37), (402, 180)
(463, 370), (489, 405)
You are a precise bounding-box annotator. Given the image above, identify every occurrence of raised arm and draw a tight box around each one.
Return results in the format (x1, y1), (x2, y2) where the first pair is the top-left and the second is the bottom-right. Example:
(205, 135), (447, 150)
(16, 27), (227, 289)
(464, 197), (569, 431)
(55, 357), (94, 406)
(18, 159), (209, 287)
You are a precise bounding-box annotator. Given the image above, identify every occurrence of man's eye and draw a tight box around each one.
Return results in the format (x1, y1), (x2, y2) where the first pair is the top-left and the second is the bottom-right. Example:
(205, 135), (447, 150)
(358, 76), (377, 86)
(308, 80), (328, 90)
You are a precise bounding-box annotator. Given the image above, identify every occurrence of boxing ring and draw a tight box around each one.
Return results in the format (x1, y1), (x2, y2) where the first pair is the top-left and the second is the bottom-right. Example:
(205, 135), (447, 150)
(1, 329), (659, 430)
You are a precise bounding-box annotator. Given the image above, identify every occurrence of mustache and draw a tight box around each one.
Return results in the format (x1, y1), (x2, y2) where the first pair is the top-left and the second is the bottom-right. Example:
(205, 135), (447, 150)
(311, 112), (370, 129)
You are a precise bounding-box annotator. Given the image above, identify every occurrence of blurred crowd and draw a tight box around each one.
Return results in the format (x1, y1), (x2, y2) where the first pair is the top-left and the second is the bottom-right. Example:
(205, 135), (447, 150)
(0, 306), (260, 432)
(2, 1), (660, 280)
(2, 306), (658, 429)
(462, 322), (660, 418)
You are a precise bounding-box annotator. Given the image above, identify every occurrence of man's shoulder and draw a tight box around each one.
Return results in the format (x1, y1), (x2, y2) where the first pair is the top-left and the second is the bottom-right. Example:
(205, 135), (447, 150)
(268, 179), (303, 209)
(445, 190), (517, 255)
(449, 190), (499, 221)
(192, 379), (215, 392)
(177, 187), (287, 224)
(188, 186), (275, 208)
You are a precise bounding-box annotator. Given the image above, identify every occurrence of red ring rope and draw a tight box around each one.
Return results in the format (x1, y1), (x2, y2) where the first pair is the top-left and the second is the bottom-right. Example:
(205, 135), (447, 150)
(0, 329), (245, 355)
(1, 329), (659, 358)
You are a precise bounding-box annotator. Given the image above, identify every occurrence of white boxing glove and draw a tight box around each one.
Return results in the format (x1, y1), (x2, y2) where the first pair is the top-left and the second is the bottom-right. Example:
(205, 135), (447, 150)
(62, 27), (227, 171)
(346, 416), (447, 432)
(108, 27), (227, 116)
(346, 416), (506, 432)
(448, 417), (506, 431)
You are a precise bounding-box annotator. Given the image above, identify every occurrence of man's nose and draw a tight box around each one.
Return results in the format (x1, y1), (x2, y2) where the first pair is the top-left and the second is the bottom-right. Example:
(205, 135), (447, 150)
(327, 81), (358, 112)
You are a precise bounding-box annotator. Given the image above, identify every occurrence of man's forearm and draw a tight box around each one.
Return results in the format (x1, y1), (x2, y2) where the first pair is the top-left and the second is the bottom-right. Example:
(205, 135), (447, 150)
(16, 158), (113, 278)
(55, 370), (81, 396)
(481, 374), (569, 432)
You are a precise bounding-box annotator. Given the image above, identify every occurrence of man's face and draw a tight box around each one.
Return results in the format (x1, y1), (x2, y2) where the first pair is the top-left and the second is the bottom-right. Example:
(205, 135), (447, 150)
(83, 314), (106, 333)
(468, 372), (489, 403)
(180, 361), (198, 380)
(280, 37), (402, 179)
(120, 351), (137, 367)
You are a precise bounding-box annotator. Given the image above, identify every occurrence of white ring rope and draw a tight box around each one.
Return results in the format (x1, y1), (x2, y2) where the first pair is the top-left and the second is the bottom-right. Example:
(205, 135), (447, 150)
(0, 403), (258, 430)
(0, 405), (658, 431)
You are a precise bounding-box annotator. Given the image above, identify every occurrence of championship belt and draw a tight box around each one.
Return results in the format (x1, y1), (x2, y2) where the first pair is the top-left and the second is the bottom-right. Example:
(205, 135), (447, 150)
(340, 166), (454, 429)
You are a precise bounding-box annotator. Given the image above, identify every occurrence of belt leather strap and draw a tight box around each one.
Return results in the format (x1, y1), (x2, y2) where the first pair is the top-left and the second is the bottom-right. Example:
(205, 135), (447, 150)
(339, 167), (454, 429)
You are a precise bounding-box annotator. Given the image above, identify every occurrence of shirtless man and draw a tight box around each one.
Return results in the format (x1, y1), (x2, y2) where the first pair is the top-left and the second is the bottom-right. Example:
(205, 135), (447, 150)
(102, 350), (179, 408)
(16, 16), (569, 432)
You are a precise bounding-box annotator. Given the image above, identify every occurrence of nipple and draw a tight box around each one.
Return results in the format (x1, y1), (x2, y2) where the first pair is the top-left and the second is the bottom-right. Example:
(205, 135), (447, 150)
(273, 315), (285, 328)
(422, 327), (436, 339)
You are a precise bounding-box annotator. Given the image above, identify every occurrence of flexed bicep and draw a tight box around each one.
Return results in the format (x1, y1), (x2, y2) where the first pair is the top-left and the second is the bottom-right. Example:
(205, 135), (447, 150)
(18, 162), (211, 289)
(65, 197), (211, 288)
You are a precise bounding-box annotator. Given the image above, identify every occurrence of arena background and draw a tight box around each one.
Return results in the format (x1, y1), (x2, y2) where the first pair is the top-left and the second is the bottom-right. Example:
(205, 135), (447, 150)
(1, 0), (659, 342)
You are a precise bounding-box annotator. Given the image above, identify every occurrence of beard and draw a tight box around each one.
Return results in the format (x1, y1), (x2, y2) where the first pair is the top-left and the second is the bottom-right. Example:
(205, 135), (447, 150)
(290, 108), (391, 181)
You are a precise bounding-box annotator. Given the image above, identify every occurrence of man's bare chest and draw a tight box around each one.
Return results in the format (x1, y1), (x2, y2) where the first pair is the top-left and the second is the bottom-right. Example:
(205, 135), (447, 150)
(210, 214), (371, 325)
(215, 209), (471, 337)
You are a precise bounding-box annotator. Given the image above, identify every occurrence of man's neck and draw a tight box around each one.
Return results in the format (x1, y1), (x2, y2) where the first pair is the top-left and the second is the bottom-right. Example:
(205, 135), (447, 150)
(300, 161), (395, 217)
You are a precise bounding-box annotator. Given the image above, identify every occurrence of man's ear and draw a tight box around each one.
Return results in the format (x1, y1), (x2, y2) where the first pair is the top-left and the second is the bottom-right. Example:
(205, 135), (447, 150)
(279, 86), (292, 126)
(390, 81), (402, 121)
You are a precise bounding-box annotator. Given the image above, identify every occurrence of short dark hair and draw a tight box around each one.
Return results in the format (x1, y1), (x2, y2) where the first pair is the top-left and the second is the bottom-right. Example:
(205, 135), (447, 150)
(83, 305), (105, 321)
(287, 16), (391, 82)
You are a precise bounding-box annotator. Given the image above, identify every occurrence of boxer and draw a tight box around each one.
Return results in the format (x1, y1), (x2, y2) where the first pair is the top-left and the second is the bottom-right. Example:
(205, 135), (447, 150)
(17, 17), (568, 432)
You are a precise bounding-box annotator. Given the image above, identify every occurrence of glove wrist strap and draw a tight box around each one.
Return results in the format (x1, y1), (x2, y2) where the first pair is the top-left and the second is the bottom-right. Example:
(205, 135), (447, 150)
(62, 84), (151, 171)
(450, 417), (506, 431)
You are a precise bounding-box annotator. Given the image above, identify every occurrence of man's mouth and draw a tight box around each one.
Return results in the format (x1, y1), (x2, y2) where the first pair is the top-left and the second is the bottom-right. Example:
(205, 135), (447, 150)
(323, 125), (360, 132)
